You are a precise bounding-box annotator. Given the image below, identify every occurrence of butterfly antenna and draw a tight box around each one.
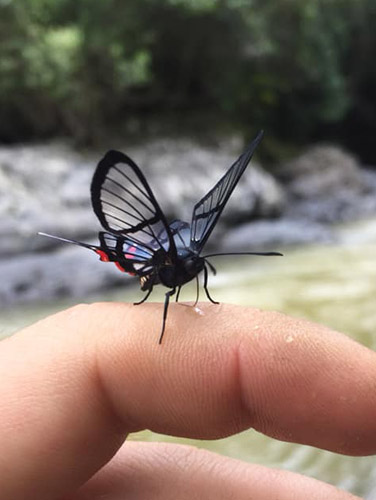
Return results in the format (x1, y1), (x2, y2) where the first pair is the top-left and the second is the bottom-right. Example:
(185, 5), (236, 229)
(203, 251), (283, 258)
(38, 232), (98, 251)
(193, 275), (200, 306)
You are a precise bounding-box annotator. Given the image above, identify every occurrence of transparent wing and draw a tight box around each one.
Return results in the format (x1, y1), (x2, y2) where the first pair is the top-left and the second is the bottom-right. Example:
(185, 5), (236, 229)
(169, 220), (191, 253)
(190, 130), (264, 253)
(91, 150), (176, 259)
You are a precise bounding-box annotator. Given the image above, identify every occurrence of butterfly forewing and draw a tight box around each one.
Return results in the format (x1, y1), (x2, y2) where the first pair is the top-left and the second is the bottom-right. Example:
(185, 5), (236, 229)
(190, 131), (264, 253)
(91, 150), (176, 257)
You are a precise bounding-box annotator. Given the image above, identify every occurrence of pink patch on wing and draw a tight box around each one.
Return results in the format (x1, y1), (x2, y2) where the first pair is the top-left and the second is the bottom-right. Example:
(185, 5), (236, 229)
(125, 245), (137, 259)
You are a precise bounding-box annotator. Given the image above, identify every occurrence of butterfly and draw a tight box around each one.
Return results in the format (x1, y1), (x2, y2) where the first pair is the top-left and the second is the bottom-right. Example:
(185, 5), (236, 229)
(39, 130), (282, 343)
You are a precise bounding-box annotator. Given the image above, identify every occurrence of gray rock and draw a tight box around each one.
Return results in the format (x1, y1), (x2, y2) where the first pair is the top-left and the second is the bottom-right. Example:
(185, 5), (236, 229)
(2, 138), (375, 308)
(280, 144), (364, 197)
(0, 138), (285, 256)
(125, 136), (285, 222)
(0, 143), (99, 257)
(0, 244), (129, 307)
(280, 145), (376, 223)
(0, 137), (286, 307)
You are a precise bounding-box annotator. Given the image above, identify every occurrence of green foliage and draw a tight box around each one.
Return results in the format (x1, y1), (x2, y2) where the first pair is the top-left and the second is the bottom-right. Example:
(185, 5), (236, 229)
(0, 0), (375, 160)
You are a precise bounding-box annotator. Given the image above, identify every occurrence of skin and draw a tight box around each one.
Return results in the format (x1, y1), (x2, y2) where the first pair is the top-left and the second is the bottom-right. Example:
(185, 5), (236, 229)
(0, 302), (375, 499)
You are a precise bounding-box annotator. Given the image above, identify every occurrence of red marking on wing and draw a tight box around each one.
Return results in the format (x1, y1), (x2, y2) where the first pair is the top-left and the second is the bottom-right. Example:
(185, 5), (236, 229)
(96, 250), (110, 262)
(115, 261), (136, 276)
(114, 262), (136, 276)
(114, 262), (125, 272)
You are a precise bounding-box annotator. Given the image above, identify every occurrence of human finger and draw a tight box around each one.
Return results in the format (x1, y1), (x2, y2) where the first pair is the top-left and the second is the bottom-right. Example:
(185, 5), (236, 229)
(67, 442), (360, 500)
(1, 302), (376, 500)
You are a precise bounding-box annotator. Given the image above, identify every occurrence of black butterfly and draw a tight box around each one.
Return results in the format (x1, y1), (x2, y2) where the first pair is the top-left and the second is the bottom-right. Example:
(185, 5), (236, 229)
(39, 130), (282, 343)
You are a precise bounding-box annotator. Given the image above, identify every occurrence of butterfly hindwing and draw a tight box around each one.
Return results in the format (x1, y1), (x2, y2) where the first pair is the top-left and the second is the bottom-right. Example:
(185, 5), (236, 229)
(98, 231), (155, 276)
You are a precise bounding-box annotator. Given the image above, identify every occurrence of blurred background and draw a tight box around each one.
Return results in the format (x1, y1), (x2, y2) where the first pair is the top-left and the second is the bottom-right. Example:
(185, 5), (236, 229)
(1, 0), (376, 158)
(1, 0), (376, 497)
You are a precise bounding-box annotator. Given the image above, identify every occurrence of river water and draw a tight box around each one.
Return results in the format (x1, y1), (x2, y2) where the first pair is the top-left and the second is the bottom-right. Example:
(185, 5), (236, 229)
(1, 219), (376, 497)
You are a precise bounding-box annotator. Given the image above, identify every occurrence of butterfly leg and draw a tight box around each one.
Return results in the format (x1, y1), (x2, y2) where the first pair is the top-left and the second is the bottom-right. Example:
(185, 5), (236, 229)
(133, 285), (154, 305)
(203, 265), (219, 305)
(159, 288), (176, 344)
(175, 286), (182, 303)
(193, 274), (200, 306)
(176, 276), (200, 308)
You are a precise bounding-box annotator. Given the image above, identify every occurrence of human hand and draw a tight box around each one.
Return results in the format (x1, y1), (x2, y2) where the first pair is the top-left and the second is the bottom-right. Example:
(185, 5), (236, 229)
(1, 302), (374, 499)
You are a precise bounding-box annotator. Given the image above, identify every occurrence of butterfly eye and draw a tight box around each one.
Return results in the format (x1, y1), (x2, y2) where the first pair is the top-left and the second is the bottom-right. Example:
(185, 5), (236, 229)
(184, 257), (204, 275)
(185, 258), (196, 271)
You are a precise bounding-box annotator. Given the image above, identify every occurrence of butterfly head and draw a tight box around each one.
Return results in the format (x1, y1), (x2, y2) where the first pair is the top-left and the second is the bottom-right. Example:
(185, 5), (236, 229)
(183, 255), (205, 278)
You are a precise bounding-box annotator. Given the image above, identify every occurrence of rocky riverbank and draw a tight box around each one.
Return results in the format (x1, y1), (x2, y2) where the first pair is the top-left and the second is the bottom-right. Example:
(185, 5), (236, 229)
(1, 138), (376, 307)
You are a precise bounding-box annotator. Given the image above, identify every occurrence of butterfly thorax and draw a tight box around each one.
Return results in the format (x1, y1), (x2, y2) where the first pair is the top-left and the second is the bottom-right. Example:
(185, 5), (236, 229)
(158, 253), (205, 288)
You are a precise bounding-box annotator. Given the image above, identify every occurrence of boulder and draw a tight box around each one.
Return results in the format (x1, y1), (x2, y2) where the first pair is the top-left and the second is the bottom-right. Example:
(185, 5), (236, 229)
(0, 138), (285, 256)
(0, 143), (98, 256)
(0, 244), (127, 307)
(280, 145), (376, 222)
